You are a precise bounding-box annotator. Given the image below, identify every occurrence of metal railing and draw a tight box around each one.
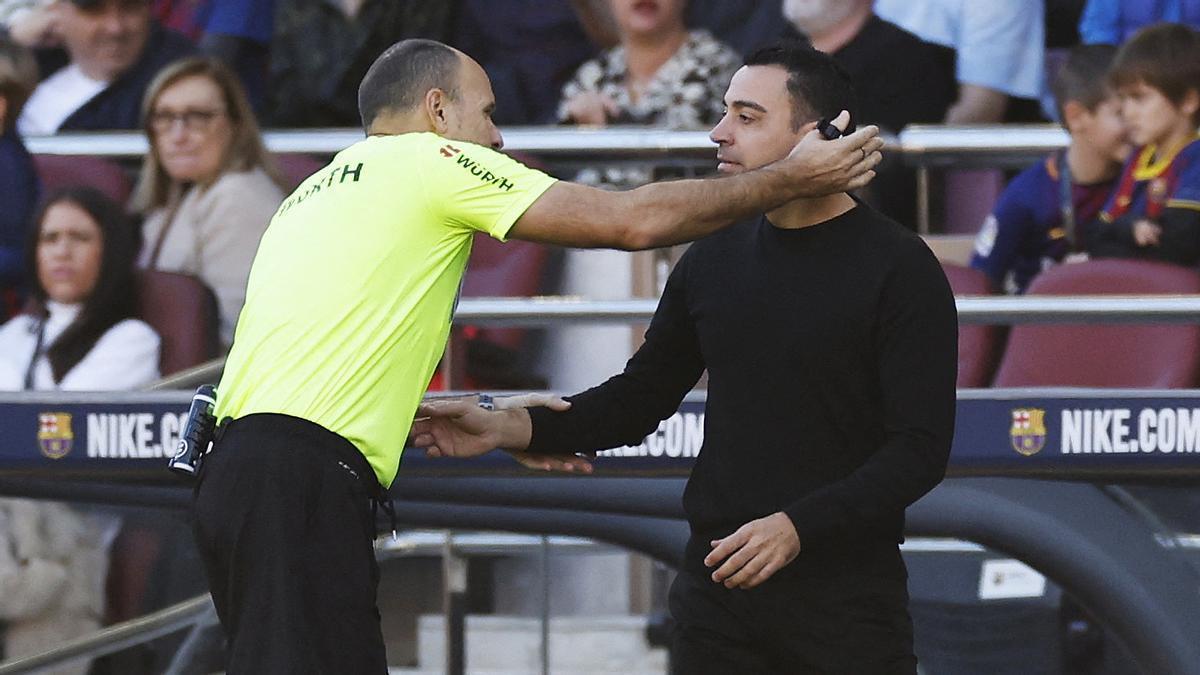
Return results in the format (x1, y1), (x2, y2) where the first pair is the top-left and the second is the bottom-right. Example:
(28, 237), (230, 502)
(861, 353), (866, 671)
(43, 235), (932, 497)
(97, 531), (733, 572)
(0, 595), (214, 675)
(24, 127), (725, 159)
(898, 124), (1069, 163)
(451, 295), (1200, 325)
(24, 124), (1076, 161)
(23, 124), (1073, 235)
(142, 295), (1200, 390)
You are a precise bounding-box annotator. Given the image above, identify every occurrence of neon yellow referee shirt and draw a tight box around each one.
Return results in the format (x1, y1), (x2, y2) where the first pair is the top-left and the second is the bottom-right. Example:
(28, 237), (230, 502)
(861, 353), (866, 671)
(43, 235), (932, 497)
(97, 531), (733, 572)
(215, 133), (557, 487)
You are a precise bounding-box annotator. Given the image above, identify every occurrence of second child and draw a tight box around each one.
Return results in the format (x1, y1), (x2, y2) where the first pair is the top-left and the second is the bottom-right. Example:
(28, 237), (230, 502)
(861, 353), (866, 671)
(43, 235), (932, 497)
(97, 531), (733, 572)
(1088, 23), (1200, 265)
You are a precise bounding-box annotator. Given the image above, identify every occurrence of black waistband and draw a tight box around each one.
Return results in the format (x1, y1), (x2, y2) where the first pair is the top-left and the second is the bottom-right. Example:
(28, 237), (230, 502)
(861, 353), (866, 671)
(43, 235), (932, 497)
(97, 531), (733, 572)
(221, 412), (383, 497)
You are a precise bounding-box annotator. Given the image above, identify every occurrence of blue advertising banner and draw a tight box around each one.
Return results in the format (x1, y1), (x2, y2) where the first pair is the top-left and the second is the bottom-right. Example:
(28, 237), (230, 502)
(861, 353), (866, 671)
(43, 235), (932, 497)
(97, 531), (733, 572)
(1, 390), (1199, 481)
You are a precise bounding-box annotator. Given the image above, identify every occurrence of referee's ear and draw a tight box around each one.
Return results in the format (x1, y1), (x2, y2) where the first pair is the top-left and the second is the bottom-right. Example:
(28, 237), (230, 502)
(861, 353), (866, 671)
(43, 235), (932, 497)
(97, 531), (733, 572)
(424, 88), (453, 135)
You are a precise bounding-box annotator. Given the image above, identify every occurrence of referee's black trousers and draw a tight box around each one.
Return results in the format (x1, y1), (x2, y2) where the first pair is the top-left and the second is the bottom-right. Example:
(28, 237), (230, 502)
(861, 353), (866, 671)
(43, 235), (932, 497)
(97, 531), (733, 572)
(192, 413), (388, 674)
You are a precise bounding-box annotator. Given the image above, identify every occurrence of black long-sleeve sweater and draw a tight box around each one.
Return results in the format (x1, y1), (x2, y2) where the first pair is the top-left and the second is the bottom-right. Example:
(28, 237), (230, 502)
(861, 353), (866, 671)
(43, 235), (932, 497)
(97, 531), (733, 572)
(528, 204), (959, 578)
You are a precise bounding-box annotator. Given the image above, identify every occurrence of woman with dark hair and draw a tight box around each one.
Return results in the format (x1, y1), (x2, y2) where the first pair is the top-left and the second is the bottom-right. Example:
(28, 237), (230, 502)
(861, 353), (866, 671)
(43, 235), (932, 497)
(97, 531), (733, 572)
(0, 187), (157, 675)
(0, 186), (160, 390)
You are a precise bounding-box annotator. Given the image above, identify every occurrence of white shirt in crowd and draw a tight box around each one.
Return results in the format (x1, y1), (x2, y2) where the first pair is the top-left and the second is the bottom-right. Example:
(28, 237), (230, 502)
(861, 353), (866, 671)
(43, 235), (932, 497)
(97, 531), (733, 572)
(0, 301), (160, 390)
(17, 65), (108, 136)
(874, 0), (1045, 100)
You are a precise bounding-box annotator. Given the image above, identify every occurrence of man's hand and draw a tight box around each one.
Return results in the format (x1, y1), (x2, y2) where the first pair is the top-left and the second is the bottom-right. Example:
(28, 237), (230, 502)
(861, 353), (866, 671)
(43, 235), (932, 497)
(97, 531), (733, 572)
(503, 448), (594, 473)
(412, 396), (594, 473)
(704, 512), (801, 589)
(411, 399), (524, 457)
(1133, 219), (1162, 247)
(785, 110), (883, 196)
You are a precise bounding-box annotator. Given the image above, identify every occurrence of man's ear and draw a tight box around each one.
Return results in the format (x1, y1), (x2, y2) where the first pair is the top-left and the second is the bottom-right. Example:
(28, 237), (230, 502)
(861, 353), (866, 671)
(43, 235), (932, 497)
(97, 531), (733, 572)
(423, 88), (451, 134)
(0, 97), (7, 131)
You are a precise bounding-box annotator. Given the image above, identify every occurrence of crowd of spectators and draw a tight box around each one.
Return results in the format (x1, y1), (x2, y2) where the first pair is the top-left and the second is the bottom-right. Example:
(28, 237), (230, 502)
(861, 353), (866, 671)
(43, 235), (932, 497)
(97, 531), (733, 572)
(0, 1), (1199, 659)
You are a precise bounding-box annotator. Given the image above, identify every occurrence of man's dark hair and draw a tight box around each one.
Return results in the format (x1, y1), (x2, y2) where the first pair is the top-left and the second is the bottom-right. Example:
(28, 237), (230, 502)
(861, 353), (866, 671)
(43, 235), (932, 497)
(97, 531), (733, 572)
(358, 39), (461, 131)
(744, 40), (858, 133)
(1109, 23), (1200, 125)
(24, 187), (140, 384)
(1051, 43), (1118, 121)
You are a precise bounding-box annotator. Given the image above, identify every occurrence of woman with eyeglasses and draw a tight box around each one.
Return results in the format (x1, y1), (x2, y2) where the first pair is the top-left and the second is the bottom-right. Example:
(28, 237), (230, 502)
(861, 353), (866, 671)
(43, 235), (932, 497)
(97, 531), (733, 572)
(132, 57), (286, 347)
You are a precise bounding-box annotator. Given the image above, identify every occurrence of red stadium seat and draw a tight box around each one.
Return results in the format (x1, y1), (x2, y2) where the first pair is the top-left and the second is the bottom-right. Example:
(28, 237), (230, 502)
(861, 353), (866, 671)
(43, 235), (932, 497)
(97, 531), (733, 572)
(991, 259), (1200, 388)
(273, 153), (328, 192)
(32, 154), (132, 204)
(135, 269), (220, 376)
(462, 233), (553, 351)
(432, 234), (555, 389)
(942, 169), (1005, 234)
(941, 263), (1003, 388)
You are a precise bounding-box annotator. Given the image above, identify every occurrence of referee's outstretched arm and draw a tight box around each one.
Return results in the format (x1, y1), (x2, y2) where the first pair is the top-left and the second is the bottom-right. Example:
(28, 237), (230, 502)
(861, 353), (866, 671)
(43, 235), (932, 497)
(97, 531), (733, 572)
(360, 40), (882, 253)
(510, 110), (881, 251)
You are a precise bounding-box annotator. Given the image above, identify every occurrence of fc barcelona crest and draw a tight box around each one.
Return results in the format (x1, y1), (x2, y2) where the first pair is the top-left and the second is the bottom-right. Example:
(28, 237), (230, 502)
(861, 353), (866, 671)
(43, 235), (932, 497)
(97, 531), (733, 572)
(37, 412), (74, 459)
(1010, 408), (1047, 456)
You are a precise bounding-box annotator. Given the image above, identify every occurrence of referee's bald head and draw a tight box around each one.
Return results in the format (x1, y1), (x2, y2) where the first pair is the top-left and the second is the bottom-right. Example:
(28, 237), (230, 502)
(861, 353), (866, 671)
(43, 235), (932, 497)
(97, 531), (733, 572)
(358, 39), (462, 132)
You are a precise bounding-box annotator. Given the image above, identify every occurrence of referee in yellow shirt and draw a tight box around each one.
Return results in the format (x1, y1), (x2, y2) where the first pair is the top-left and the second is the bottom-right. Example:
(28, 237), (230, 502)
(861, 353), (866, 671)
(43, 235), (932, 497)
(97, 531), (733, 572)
(191, 38), (882, 673)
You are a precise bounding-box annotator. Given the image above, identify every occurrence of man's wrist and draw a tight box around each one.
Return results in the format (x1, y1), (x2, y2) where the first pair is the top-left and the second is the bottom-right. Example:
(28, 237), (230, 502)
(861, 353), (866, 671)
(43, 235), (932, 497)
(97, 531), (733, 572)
(497, 408), (533, 450)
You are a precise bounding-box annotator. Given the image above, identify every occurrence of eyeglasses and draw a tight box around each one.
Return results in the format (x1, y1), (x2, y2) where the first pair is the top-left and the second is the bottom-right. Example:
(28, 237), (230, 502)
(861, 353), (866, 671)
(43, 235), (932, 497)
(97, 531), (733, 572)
(148, 108), (226, 134)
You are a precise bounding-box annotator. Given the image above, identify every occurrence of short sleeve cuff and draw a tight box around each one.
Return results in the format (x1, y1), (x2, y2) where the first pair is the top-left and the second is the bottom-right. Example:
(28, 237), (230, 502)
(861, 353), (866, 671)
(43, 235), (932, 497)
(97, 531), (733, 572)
(490, 175), (558, 241)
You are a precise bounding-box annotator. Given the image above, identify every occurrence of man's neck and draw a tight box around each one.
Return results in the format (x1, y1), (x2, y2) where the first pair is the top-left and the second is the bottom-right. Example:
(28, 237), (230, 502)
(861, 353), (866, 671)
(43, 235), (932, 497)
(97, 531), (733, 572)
(72, 61), (114, 84)
(1065, 143), (1119, 184)
(806, 7), (873, 55)
(368, 112), (433, 137)
(766, 192), (856, 230)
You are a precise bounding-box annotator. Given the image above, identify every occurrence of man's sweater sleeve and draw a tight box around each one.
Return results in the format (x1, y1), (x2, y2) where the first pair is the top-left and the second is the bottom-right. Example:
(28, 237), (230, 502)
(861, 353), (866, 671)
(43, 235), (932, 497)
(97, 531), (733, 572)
(784, 241), (958, 547)
(526, 253), (705, 455)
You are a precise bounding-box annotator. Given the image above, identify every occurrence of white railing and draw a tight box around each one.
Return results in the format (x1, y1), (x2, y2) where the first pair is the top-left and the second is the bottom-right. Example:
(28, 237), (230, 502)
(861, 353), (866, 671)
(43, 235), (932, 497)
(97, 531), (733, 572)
(23, 124), (1071, 234)
(135, 295), (1200, 390)
(454, 296), (1200, 325)
(24, 124), (1074, 159)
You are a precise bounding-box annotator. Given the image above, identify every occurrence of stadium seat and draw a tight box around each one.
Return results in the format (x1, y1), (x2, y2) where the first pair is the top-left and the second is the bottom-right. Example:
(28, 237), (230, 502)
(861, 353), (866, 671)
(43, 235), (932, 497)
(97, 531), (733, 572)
(274, 153), (328, 192)
(941, 263), (1003, 388)
(135, 270), (220, 376)
(433, 234), (554, 389)
(991, 259), (1200, 388)
(462, 233), (552, 351)
(942, 169), (1005, 234)
(32, 154), (132, 205)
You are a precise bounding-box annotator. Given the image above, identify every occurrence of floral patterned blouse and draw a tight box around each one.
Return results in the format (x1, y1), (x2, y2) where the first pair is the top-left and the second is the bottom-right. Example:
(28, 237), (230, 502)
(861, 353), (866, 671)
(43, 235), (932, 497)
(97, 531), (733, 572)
(557, 29), (740, 189)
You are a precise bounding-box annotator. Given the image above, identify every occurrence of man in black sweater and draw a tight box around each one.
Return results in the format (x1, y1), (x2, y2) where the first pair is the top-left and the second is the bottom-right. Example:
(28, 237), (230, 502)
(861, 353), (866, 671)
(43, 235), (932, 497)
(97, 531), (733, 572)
(414, 42), (958, 674)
